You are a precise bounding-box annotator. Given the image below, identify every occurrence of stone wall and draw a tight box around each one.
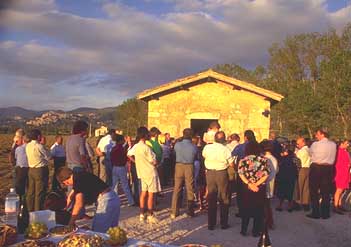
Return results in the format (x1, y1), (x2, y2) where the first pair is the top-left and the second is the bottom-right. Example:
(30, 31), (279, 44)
(147, 80), (271, 141)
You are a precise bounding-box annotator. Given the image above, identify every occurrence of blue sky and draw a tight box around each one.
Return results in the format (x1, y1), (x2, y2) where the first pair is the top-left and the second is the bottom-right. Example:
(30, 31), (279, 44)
(0, 0), (350, 110)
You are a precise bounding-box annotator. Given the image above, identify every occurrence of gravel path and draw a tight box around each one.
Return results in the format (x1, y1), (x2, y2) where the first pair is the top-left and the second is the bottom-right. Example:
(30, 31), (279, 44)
(115, 187), (351, 247)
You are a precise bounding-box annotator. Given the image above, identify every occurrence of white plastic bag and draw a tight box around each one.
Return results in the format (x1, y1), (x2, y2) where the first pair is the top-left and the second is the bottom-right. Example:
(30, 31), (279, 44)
(29, 210), (56, 229)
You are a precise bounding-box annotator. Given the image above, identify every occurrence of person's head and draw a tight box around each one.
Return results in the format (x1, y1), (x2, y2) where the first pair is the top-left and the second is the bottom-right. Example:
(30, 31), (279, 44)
(215, 131), (226, 144)
(55, 135), (63, 145)
(56, 167), (74, 186)
(13, 135), (23, 145)
(165, 133), (171, 141)
(15, 128), (25, 138)
(72, 120), (88, 135)
(228, 133), (240, 143)
(28, 129), (42, 142)
(260, 140), (273, 154)
(150, 127), (161, 138)
(315, 128), (328, 141)
(209, 121), (221, 131)
(115, 134), (125, 144)
(269, 131), (276, 140)
(182, 128), (193, 140)
(296, 137), (306, 149)
(40, 136), (46, 145)
(137, 126), (149, 140)
(23, 134), (29, 144)
(110, 132), (117, 142)
(192, 135), (199, 145)
(339, 139), (350, 149)
(244, 141), (261, 156)
(244, 130), (256, 142)
(108, 128), (116, 135)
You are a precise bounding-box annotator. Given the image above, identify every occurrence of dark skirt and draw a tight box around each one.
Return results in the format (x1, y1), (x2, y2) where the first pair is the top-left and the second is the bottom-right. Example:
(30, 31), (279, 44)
(241, 184), (266, 218)
(277, 180), (296, 201)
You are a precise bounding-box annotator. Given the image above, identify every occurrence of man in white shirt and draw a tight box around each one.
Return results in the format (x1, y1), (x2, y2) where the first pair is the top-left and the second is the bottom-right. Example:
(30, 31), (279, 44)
(307, 129), (337, 219)
(295, 137), (311, 211)
(202, 131), (234, 230)
(96, 129), (114, 186)
(15, 135), (28, 199)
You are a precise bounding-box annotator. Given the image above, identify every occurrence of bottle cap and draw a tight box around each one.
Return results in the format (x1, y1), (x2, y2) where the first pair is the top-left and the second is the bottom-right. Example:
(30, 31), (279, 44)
(10, 188), (15, 193)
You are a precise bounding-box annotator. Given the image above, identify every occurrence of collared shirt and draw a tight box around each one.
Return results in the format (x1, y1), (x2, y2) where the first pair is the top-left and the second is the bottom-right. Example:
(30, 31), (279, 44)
(226, 140), (239, 153)
(50, 143), (66, 158)
(26, 140), (51, 168)
(97, 134), (112, 153)
(309, 138), (337, 165)
(202, 142), (234, 170)
(15, 144), (28, 168)
(105, 141), (116, 161)
(174, 139), (197, 164)
(296, 145), (311, 168)
(133, 141), (158, 179)
(265, 153), (278, 198)
(66, 134), (86, 165)
(231, 141), (247, 160)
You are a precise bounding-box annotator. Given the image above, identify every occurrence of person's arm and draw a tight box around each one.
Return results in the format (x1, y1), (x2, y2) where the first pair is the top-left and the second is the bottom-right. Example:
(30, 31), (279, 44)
(78, 138), (89, 170)
(39, 143), (52, 161)
(69, 192), (84, 226)
(146, 146), (157, 166)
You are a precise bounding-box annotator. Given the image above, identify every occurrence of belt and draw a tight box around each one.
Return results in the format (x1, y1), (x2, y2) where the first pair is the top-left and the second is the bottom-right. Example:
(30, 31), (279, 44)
(207, 168), (227, 172)
(312, 162), (333, 166)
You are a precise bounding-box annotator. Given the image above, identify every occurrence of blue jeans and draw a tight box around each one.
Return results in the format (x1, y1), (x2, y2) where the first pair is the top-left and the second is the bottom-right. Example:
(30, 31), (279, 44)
(92, 191), (120, 233)
(112, 166), (135, 205)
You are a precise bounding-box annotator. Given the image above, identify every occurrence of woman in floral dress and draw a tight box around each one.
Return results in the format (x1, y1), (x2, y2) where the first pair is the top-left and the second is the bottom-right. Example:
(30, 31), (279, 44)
(238, 141), (270, 237)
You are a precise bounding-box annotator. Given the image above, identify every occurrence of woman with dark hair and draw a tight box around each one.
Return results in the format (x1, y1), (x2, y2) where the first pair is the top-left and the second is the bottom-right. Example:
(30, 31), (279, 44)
(238, 141), (270, 237)
(334, 140), (350, 214)
(275, 144), (299, 212)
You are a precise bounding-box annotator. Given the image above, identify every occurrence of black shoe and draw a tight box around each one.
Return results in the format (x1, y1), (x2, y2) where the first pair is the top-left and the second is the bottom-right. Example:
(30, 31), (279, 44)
(240, 231), (247, 236)
(303, 205), (310, 212)
(287, 208), (293, 213)
(333, 207), (344, 215)
(208, 225), (215, 230)
(221, 224), (230, 230)
(306, 213), (320, 219)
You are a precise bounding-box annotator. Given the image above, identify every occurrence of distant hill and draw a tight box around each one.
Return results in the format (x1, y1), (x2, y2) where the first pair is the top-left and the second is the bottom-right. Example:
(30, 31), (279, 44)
(0, 106), (44, 119)
(0, 106), (117, 134)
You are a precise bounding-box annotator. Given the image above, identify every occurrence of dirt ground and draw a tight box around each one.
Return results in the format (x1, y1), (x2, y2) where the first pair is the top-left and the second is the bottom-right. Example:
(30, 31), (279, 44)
(115, 188), (351, 247)
(1, 134), (351, 246)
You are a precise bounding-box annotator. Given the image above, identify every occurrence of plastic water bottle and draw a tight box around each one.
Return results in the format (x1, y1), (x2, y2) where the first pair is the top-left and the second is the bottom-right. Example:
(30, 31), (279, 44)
(4, 188), (20, 227)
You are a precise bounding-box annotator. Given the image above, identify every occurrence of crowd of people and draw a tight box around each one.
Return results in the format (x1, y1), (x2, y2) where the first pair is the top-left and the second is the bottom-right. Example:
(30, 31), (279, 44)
(8, 120), (350, 237)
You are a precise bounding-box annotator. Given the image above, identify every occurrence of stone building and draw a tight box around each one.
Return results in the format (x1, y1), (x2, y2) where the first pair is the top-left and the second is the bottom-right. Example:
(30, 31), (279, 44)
(137, 69), (283, 141)
(95, 125), (108, 137)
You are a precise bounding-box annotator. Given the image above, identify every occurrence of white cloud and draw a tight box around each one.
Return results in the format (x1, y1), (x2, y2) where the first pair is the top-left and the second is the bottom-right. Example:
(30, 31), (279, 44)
(0, 0), (350, 110)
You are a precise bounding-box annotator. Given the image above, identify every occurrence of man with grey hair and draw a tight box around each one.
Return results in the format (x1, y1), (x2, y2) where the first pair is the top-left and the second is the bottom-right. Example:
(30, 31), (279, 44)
(171, 128), (197, 219)
(203, 131), (234, 230)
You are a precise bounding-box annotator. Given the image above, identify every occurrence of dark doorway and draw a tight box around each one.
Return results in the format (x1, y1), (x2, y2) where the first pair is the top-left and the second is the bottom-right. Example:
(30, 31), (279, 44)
(191, 119), (218, 138)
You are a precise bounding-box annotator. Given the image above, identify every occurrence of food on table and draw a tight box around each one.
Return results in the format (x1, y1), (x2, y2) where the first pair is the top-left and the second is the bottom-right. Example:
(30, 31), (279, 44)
(24, 222), (48, 240)
(49, 225), (77, 235)
(106, 226), (128, 246)
(58, 233), (105, 247)
(16, 240), (56, 247)
(0, 224), (17, 246)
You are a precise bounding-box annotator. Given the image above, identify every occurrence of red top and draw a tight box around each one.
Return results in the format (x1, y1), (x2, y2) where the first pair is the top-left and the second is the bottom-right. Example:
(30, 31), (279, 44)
(335, 147), (350, 189)
(110, 144), (128, 167)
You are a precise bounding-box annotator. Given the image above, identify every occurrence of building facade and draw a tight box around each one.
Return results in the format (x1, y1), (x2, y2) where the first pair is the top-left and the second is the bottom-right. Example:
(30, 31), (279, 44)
(137, 69), (283, 141)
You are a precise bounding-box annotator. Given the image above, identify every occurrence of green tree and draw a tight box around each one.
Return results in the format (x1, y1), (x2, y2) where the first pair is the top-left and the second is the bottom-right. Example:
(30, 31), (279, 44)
(115, 98), (147, 136)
